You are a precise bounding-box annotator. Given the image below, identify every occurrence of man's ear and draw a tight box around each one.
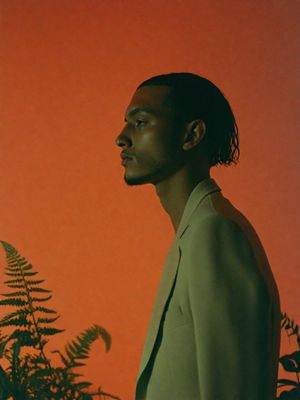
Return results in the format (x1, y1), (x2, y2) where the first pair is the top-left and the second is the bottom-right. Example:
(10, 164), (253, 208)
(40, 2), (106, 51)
(182, 120), (206, 151)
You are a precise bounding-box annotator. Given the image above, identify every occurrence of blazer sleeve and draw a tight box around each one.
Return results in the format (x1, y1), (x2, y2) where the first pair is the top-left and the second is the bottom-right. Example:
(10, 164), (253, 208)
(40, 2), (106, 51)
(186, 215), (274, 400)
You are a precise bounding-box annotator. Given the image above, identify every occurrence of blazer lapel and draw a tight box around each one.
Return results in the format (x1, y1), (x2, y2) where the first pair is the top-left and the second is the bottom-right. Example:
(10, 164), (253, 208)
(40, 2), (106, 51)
(136, 177), (222, 385)
(136, 237), (182, 381)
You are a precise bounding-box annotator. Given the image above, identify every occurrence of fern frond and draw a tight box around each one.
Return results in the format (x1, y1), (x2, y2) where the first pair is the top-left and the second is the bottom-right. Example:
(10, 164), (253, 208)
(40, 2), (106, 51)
(74, 381), (92, 390)
(67, 371), (84, 378)
(0, 309), (30, 322)
(8, 260), (27, 268)
(20, 264), (33, 271)
(63, 324), (111, 369)
(29, 355), (49, 365)
(1, 291), (27, 297)
(66, 347), (78, 362)
(9, 328), (35, 340)
(27, 279), (45, 286)
(4, 278), (24, 284)
(0, 331), (10, 358)
(5, 271), (38, 277)
(28, 287), (52, 294)
(69, 341), (87, 357)
(6, 284), (25, 290)
(0, 315), (28, 328)
(38, 327), (65, 336)
(9, 329), (40, 347)
(281, 312), (300, 347)
(1, 242), (65, 355)
(30, 295), (52, 302)
(0, 298), (27, 306)
(21, 271), (39, 277)
(0, 331), (10, 343)
(0, 241), (117, 399)
(33, 306), (57, 314)
(67, 361), (86, 368)
(37, 316), (60, 324)
(51, 350), (69, 367)
(0, 364), (11, 397)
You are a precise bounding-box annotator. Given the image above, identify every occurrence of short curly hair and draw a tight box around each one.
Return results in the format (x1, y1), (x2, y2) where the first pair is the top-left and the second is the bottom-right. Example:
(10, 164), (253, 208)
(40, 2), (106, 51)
(137, 72), (240, 168)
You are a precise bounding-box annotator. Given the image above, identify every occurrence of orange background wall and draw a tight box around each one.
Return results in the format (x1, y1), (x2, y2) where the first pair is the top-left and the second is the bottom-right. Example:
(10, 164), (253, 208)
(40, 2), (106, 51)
(0, 1), (299, 399)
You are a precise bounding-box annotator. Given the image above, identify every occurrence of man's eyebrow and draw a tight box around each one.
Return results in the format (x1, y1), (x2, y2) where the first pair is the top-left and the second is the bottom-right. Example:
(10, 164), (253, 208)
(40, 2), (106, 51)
(124, 107), (156, 121)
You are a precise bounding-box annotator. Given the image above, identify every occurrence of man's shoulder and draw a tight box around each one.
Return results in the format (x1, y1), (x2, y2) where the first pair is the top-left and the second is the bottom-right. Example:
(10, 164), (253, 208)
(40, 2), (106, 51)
(185, 191), (262, 248)
(179, 196), (268, 269)
(181, 211), (269, 296)
(185, 213), (248, 245)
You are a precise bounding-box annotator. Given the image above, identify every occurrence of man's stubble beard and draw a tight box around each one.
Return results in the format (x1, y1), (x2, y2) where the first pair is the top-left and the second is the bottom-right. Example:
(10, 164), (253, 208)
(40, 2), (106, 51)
(123, 155), (183, 186)
(123, 162), (163, 186)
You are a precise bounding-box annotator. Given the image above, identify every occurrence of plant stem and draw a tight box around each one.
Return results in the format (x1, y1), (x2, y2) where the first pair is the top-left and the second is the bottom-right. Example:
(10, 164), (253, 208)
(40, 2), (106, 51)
(17, 255), (59, 387)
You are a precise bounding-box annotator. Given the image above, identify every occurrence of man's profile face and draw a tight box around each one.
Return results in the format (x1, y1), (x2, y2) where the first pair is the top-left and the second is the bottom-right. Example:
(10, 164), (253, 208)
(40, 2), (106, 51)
(116, 85), (186, 186)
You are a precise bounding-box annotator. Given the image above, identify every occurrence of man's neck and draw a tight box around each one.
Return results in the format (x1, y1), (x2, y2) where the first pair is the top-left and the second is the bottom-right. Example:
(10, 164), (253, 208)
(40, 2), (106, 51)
(155, 168), (210, 232)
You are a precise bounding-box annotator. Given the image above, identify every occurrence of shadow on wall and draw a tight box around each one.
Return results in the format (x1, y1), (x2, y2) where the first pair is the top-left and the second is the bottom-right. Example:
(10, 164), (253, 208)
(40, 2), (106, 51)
(0, 240), (299, 399)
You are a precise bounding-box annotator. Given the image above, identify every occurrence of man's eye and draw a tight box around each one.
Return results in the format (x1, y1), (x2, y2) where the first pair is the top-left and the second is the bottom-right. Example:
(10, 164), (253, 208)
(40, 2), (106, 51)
(135, 119), (147, 127)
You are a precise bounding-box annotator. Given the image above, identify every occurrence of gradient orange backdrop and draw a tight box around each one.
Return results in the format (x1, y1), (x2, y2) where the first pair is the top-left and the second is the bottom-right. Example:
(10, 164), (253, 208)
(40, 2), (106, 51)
(1, 1), (299, 399)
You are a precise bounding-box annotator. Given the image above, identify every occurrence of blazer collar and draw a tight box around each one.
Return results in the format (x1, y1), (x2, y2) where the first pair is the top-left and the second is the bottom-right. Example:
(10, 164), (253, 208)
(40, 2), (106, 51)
(175, 177), (222, 240)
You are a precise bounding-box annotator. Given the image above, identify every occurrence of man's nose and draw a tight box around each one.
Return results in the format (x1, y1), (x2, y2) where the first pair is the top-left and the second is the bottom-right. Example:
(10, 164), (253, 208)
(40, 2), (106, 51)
(115, 127), (130, 148)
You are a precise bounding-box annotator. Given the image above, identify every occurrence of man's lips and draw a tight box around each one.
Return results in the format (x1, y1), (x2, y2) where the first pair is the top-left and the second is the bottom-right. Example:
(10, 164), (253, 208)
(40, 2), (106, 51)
(120, 152), (135, 166)
(120, 152), (134, 160)
(121, 157), (133, 166)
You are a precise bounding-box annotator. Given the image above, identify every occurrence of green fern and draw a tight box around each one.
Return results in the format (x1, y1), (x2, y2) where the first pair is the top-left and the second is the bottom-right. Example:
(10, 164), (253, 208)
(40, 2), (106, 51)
(0, 240), (64, 354)
(53, 324), (111, 368)
(277, 313), (300, 399)
(0, 240), (120, 400)
(280, 312), (300, 348)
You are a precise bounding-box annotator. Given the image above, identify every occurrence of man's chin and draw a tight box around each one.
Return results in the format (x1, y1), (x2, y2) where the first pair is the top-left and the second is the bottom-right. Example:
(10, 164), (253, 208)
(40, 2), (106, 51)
(124, 174), (152, 186)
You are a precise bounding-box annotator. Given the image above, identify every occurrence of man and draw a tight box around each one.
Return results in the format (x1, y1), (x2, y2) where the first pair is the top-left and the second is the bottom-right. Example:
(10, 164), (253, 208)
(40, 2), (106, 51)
(115, 72), (281, 400)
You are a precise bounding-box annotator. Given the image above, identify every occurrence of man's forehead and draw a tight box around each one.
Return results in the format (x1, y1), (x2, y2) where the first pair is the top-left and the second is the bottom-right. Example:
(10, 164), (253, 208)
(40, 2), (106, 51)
(126, 85), (172, 113)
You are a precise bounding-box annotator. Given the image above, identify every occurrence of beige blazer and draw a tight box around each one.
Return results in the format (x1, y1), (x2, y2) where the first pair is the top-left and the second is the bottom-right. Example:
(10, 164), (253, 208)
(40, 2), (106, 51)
(135, 178), (281, 400)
